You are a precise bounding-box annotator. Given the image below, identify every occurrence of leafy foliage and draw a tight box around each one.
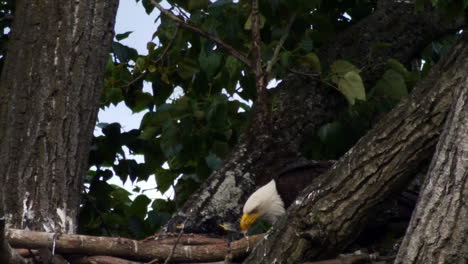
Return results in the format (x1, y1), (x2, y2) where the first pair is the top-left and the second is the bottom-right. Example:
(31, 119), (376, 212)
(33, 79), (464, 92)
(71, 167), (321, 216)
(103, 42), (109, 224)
(79, 0), (464, 238)
(0, 0), (14, 72)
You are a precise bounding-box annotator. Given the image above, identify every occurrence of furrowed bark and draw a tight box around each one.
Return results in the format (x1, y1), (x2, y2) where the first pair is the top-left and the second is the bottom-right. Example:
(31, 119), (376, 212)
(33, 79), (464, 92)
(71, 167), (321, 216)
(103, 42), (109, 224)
(0, 0), (118, 232)
(244, 28), (468, 264)
(166, 1), (463, 234)
(394, 65), (468, 264)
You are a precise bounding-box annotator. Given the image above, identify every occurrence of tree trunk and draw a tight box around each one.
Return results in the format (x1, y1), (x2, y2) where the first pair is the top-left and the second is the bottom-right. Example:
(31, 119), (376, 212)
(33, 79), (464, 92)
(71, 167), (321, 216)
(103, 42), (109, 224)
(394, 68), (468, 263)
(243, 30), (468, 264)
(0, 0), (118, 233)
(166, 1), (463, 234)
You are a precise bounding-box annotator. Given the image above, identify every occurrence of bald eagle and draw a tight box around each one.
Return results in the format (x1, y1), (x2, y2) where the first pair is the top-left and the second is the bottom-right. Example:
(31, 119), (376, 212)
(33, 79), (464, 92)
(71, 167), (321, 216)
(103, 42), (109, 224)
(240, 180), (285, 232)
(240, 161), (334, 232)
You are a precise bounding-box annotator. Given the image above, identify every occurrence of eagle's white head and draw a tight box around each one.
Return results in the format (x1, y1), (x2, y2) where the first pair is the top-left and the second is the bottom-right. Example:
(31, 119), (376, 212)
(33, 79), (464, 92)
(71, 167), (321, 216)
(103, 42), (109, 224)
(240, 180), (285, 232)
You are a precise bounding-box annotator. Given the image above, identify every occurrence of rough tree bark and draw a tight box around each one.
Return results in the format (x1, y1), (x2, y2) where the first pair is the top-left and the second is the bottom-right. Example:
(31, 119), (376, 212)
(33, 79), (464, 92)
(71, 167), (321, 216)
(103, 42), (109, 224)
(243, 29), (468, 264)
(166, 1), (463, 234)
(0, 0), (118, 233)
(395, 68), (467, 263)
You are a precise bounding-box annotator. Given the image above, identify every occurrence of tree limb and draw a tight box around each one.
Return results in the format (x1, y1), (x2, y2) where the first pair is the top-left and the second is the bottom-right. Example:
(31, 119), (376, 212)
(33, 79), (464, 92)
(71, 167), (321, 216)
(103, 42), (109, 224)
(244, 26), (468, 264)
(394, 48), (468, 263)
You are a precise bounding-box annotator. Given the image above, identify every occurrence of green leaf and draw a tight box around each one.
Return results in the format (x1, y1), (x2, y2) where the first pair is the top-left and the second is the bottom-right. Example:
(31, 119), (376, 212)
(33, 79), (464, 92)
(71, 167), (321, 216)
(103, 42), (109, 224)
(205, 153), (222, 170)
(160, 121), (182, 158)
(207, 97), (228, 129)
(375, 69), (408, 100)
(244, 14), (266, 30)
(300, 52), (321, 73)
(129, 195), (151, 219)
(147, 211), (171, 228)
(133, 91), (154, 113)
(279, 51), (292, 68)
(188, 0), (210, 10)
(337, 71), (366, 105)
(142, 0), (155, 14)
(177, 57), (199, 79)
(330, 60), (365, 104)
(330, 60), (361, 83)
(151, 198), (175, 213)
(135, 57), (147, 73)
(198, 51), (222, 77)
(387, 58), (409, 77)
(128, 216), (145, 238)
(152, 79), (174, 106)
(300, 38), (314, 52)
(225, 56), (242, 78)
(155, 169), (177, 193)
(112, 42), (139, 63)
(116, 31), (133, 41)
(318, 121), (346, 156)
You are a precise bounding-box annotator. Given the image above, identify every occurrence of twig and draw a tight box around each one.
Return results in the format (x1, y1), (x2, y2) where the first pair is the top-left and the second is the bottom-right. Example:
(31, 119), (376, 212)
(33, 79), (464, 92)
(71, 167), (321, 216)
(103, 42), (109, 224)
(174, 4), (190, 21)
(150, 0), (252, 69)
(153, 25), (180, 65)
(163, 218), (188, 264)
(265, 14), (296, 78)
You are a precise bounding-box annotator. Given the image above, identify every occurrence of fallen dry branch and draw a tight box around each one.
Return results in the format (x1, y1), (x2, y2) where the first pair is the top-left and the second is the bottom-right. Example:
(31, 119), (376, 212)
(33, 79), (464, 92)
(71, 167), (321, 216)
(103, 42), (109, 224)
(6, 229), (264, 262)
(69, 255), (144, 264)
(144, 233), (227, 245)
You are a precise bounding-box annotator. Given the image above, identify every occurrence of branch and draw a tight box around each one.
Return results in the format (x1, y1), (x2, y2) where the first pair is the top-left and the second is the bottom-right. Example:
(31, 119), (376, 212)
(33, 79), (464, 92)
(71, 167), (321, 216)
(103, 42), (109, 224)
(265, 14), (296, 78)
(163, 218), (187, 264)
(69, 255), (143, 264)
(150, 0), (252, 69)
(143, 233), (226, 245)
(6, 228), (264, 262)
(250, 0), (268, 116)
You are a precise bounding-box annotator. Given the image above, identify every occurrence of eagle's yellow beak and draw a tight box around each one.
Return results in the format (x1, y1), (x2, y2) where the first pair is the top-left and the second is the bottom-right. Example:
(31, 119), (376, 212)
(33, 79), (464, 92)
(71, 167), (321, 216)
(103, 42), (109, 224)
(240, 212), (261, 232)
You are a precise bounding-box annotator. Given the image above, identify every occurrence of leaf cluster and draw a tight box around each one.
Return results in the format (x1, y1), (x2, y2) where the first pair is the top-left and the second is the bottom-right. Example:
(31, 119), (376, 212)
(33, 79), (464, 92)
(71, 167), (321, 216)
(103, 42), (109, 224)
(0, 0), (14, 72)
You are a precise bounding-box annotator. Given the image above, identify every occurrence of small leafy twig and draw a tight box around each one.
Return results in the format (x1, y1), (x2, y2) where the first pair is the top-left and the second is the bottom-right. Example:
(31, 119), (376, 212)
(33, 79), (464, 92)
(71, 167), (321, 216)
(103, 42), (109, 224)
(174, 4), (190, 21)
(265, 14), (296, 77)
(150, 0), (252, 69)
(120, 71), (146, 91)
(120, 25), (179, 92)
(153, 25), (180, 65)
